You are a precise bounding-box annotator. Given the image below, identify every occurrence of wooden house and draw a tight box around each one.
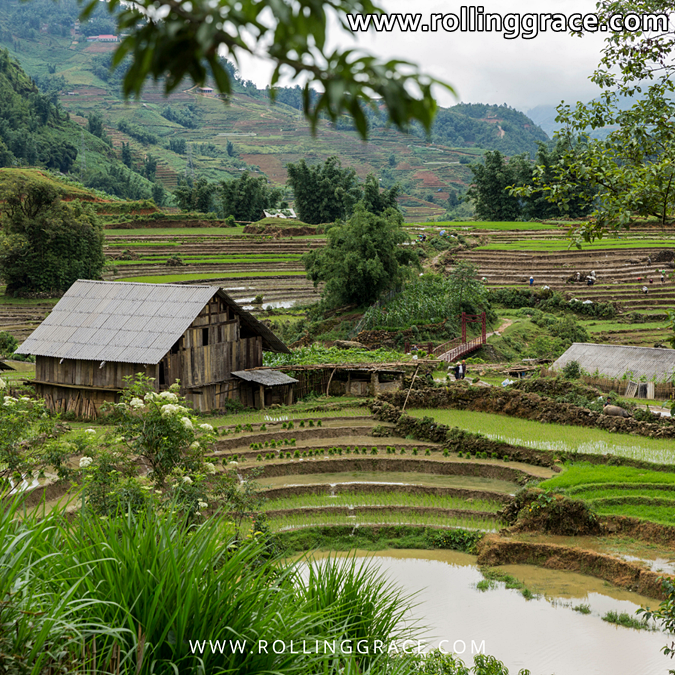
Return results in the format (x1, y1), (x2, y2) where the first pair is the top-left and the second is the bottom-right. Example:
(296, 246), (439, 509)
(16, 280), (297, 416)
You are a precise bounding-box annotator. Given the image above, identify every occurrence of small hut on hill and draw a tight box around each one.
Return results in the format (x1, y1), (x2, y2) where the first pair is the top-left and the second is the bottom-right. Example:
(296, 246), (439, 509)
(552, 343), (675, 381)
(551, 343), (675, 398)
(16, 280), (296, 416)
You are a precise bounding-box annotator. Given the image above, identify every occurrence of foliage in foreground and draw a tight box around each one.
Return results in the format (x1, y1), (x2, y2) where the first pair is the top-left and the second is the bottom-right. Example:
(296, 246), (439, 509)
(0, 499), (431, 674)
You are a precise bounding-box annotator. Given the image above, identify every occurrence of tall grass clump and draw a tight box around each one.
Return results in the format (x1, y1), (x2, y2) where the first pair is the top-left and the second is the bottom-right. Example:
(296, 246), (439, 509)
(293, 554), (421, 673)
(1, 493), (429, 674)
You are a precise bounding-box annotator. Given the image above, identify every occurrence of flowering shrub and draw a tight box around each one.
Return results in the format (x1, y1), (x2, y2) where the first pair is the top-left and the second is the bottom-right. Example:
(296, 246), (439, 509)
(101, 374), (216, 486)
(0, 387), (66, 488)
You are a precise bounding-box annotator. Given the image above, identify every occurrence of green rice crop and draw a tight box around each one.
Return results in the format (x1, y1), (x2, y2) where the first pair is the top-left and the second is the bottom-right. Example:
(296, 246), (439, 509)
(568, 487), (675, 501)
(539, 465), (675, 491)
(113, 255), (303, 265)
(406, 221), (565, 231)
(117, 271), (307, 283)
(479, 237), (675, 251)
(105, 227), (248, 236)
(267, 510), (499, 532)
(201, 405), (366, 428)
(602, 610), (656, 631)
(263, 492), (502, 512)
(591, 503), (675, 525)
(265, 345), (411, 366)
(408, 409), (675, 465)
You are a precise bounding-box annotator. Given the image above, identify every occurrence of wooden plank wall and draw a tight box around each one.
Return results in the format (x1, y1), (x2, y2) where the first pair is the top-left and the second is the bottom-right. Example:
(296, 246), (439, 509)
(160, 294), (264, 392)
(36, 383), (117, 419)
(36, 356), (151, 389)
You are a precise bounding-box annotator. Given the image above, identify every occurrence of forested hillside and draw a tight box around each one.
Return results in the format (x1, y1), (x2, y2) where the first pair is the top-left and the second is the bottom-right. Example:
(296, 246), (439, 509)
(0, 0), (549, 218)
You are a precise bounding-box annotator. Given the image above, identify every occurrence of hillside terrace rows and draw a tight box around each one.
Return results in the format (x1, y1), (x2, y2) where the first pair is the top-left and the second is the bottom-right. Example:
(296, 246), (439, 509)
(455, 247), (675, 313)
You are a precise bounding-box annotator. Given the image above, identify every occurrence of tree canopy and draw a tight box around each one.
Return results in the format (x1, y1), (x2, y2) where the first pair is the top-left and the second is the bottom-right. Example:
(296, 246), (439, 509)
(72, 0), (452, 139)
(467, 151), (531, 221)
(515, 1), (675, 240)
(0, 175), (105, 295)
(303, 204), (419, 306)
(287, 156), (361, 225)
(287, 156), (401, 224)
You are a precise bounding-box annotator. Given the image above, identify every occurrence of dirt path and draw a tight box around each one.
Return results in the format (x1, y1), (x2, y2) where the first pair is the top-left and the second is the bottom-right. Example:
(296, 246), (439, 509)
(488, 318), (512, 338)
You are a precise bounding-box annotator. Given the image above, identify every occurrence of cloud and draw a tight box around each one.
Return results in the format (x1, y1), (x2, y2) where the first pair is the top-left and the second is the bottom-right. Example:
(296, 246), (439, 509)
(236, 0), (609, 112)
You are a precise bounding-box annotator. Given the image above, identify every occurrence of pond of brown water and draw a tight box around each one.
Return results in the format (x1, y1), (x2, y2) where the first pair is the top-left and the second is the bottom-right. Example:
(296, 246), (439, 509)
(298, 549), (669, 675)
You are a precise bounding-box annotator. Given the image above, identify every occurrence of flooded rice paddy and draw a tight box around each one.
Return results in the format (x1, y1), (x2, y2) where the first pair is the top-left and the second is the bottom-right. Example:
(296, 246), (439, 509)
(299, 550), (669, 675)
(409, 409), (675, 465)
(256, 471), (520, 493)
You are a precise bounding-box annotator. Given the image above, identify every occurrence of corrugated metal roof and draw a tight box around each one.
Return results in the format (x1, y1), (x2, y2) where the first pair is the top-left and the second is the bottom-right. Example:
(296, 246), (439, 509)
(232, 369), (299, 386)
(551, 343), (675, 381)
(16, 280), (290, 364)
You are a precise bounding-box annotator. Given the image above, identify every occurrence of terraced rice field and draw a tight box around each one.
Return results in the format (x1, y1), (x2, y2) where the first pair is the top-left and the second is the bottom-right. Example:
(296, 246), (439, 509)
(207, 408), (560, 534)
(540, 464), (675, 526)
(452, 227), (675, 316)
(407, 408), (675, 465)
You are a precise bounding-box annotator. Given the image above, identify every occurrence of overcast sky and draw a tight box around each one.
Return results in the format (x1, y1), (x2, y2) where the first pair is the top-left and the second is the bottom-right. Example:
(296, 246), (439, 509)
(237, 0), (608, 114)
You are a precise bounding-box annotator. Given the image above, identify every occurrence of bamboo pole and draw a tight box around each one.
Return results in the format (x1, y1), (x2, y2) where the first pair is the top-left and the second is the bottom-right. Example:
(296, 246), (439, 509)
(401, 365), (420, 412)
(325, 368), (337, 396)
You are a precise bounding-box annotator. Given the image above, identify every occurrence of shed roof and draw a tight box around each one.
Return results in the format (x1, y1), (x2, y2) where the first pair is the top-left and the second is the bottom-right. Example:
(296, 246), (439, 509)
(232, 369), (298, 386)
(551, 343), (675, 381)
(16, 280), (289, 364)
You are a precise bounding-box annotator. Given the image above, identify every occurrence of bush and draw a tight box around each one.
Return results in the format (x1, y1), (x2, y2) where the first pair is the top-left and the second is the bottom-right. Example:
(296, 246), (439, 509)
(562, 360), (582, 380)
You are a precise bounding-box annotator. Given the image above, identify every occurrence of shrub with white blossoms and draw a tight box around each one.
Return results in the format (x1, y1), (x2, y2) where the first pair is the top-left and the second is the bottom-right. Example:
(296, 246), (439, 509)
(100, 374), (217, 487)
(0, 394), (64, 487)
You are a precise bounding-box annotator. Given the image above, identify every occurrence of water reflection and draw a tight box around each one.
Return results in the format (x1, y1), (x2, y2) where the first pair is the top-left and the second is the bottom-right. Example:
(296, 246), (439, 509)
(299, 550), (669, 675)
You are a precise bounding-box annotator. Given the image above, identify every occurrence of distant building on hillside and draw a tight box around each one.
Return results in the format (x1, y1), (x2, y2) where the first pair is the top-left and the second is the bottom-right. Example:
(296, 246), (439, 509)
(86, 35), (118, 42)
(263, 208), (297, 219)
(551, 343), (675, 398)
(16, 280), (295, 417)
(197, 87), (214, 94)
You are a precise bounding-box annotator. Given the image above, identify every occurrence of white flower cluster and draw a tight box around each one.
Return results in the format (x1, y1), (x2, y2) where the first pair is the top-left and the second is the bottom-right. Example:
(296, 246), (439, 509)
(160, 404), (189, 418)
(180, 417), (193, 430)
(190, 441), (200, 451)
(198, 501), (208, 509)
(0, 378), (5, 390)
(79, 456), (93, 468)
(158, 391), (179, 403)
(3, 396), (17, 406)
(204, 462), (216, 474)
(84, 428), (96, 434)
(183, 476), (193, 484)
(199, 423), (214, 433)
(128, 397), (145, 409)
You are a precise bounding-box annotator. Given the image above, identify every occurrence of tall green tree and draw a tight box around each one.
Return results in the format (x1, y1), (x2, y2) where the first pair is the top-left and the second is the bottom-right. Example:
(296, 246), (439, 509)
(448, 261), (491, 316)
(173, 177), (217, 213)
(120, 141), (131, 167)
(0, 176), (105, 295)
(467, 150), (531, 221)
(512, 1), (675, 240)
(362, 173), (400, 215)
(303, 204), (419, 306)
(220, 172), (281, 221)
(286, 156), (361, 224)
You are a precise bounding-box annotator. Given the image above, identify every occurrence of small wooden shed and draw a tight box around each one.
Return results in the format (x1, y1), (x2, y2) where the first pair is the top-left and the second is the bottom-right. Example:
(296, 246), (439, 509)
(16, 280), (291, 416)
(231, 369), (298, 408)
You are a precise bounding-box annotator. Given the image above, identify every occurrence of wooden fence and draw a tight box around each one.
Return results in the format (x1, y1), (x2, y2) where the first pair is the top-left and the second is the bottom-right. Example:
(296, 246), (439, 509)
(541, 369), (675, 400)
